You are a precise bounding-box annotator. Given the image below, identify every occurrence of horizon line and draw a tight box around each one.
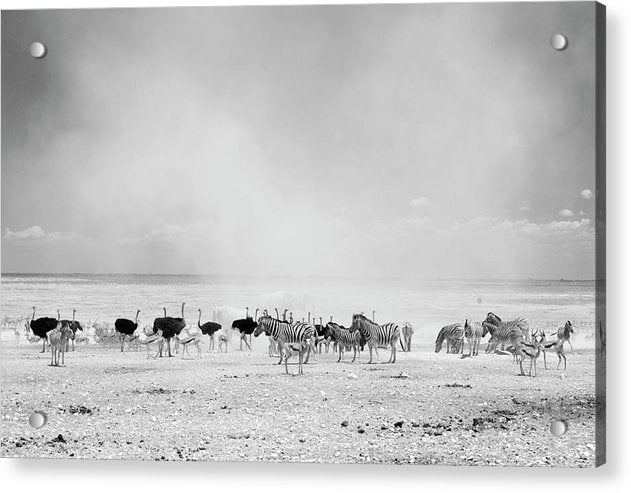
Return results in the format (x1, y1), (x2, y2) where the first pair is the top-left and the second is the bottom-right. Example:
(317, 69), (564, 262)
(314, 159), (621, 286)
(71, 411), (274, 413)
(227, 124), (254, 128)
(0, 272), (596, 282)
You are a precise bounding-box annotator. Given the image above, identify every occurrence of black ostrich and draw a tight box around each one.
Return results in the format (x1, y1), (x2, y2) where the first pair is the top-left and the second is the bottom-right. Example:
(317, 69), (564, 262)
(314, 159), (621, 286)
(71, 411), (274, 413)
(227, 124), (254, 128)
(231, 307), (257, 351)
(171, 302), (186, 331)
(152, 307), (168, 333)
(59, 309), (83, 351)
(153, 303), (186, 357)
(29, 306), (59, 353)
(115, 309), (140, 352)
(197, 309), (221, 352)
(313, 316), (326, 352)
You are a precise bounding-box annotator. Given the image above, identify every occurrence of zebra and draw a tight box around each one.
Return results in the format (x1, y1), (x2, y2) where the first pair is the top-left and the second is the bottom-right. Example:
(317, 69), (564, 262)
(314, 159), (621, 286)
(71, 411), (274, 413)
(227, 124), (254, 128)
(434, 323), (464, 354)
(48, 324), (74, 366)
(399, 322), (414, 352)
(485, 317), (529, 358)
(350, 313), (400, 364)
(464, 319), (483, 356)
(324, 322), (362, 363)
(557, 321), (575, 354)
(253, 315), (316, 375)
(482, 312), (530, 353)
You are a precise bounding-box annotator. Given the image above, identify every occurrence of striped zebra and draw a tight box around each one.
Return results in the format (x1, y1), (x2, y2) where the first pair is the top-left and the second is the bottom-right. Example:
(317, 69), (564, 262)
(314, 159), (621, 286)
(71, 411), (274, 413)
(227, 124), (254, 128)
(254, 315), (316, 375)
(464, 319), (483, 356)
(350, 313), (400, 364)
(399, 322), (414, 352)
(48, 324), (74, 366)
(482, 312), (530, 353)
(434, 323), (464, 354)
(484, 315), (529, 356)
(324, 322), (362, 363)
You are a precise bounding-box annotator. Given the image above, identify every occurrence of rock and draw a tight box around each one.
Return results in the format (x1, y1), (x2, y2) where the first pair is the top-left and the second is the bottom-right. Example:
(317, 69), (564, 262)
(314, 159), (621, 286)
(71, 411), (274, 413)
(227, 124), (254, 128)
(358, 428), (365, 434)
(394, 421), (404, 428)
(51, 434), (66, 444)
(341, 420), (349, 427)
(347, 373), (358, 380)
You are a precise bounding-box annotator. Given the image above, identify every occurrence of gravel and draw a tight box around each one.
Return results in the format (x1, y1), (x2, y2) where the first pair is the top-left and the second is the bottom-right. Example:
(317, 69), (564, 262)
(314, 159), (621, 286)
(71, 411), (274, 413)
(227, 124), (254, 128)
(0, 337), (597, 466)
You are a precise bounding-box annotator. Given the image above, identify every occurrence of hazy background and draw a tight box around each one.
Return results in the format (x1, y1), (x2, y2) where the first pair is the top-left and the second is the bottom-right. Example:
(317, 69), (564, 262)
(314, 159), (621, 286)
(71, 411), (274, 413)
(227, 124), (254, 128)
(1, 3), (597, 279)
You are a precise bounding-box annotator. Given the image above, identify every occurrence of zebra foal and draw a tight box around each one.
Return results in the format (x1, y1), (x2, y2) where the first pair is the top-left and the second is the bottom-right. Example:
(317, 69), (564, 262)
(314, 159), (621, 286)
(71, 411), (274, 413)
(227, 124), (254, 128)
(254, 316), (316, 375)
(48, 324), (74, 366)
(324, 322), (361, 363)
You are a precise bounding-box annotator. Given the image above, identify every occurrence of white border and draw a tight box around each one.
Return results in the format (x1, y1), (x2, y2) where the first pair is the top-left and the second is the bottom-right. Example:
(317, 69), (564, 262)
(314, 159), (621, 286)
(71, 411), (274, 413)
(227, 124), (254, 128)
(1, 0), (628, 490)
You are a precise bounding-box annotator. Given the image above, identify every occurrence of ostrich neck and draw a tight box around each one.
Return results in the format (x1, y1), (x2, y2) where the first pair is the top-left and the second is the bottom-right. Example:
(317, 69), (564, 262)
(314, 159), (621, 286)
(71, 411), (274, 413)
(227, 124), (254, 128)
(198, 311), (202, 328)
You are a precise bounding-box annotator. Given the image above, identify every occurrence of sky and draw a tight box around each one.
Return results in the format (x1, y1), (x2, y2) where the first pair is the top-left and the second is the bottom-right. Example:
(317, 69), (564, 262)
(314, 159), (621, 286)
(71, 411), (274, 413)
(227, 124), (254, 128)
(1, 3), (597, 279)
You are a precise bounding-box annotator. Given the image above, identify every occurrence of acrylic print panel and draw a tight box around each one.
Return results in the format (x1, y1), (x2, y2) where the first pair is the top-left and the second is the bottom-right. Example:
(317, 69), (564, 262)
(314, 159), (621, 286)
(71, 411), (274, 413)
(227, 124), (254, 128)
(0, 2), (605, 466)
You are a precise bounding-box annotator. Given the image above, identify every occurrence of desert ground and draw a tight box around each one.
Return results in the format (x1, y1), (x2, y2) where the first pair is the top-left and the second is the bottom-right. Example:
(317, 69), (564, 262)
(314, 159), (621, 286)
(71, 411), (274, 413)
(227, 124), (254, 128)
(0, 331), (596, 466)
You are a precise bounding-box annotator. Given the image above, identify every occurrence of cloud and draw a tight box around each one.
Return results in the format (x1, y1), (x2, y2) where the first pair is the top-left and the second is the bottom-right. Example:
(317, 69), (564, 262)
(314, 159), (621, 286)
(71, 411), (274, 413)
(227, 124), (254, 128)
(436, 215), (593, 242)
(519, 206), (531, 212)
(118, 222), (208, 245)
(409, 197), (430, 208)
(558, 209), (574, 217)
(581, 189), (593, 199)
(373, 216), (434, 235)
(579, 210), (586, 216)
(3, 226), (75, 243)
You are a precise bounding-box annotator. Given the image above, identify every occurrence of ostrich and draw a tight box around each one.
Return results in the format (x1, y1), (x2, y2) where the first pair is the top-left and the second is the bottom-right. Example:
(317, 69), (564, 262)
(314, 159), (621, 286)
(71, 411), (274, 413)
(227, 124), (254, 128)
(153, 303), (186, 357)
(197, 309), (222, 351)
(115, 309), (141, 352)
(30, 306), (59, 353)
(231, 307), (257, 351)
(172, 302), (187, 329)
(314, 316), (327, 353)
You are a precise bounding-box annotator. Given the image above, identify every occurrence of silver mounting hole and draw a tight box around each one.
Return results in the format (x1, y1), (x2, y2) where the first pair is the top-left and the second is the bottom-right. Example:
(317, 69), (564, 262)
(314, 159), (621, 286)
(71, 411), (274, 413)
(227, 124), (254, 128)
(29, 42), (47, 59)
(550, 419), (568, 436)
(29, 411), (47, 428)
(550, 34), (568, 51)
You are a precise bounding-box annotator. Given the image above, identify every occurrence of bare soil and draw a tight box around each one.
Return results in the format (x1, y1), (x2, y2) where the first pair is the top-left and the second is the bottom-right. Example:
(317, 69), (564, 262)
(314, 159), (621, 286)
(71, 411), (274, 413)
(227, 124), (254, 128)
(0, 335), (596, 466)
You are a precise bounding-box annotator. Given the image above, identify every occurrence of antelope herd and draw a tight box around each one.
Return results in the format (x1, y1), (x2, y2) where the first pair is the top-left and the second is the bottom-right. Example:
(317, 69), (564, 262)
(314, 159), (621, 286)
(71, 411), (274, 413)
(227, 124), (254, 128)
(3, 306), (578, 377)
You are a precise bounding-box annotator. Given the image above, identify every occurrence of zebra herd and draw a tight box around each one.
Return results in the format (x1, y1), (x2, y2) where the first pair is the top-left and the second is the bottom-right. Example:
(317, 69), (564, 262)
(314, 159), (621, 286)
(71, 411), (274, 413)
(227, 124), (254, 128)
(18, 305), (575, 377)
(253, 311), (408, 375)
(434, 312), (575, 377)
